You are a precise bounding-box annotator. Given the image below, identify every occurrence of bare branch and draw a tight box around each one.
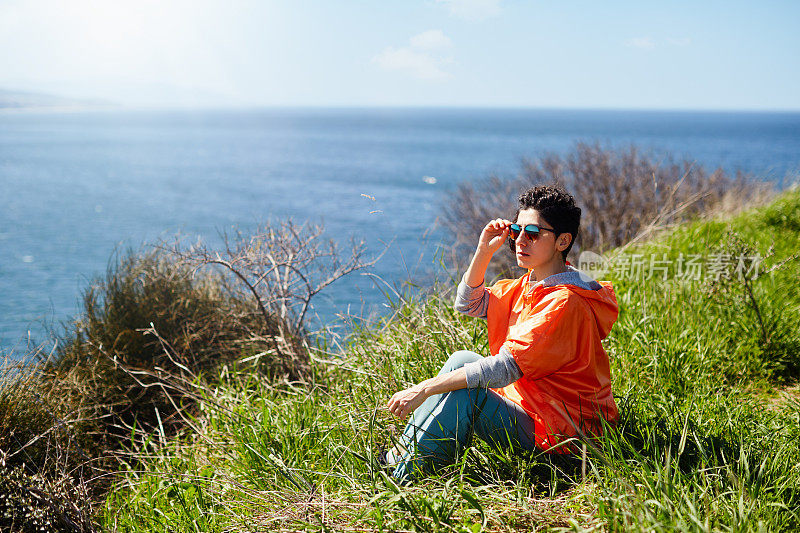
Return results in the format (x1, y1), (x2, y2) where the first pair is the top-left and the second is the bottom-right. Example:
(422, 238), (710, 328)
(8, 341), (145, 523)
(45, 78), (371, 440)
(158, 219), (385, 373)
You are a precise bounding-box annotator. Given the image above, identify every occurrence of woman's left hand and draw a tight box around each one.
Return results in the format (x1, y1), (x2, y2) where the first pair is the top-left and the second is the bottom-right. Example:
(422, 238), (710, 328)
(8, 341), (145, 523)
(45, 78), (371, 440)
(387, 384), (428, 419)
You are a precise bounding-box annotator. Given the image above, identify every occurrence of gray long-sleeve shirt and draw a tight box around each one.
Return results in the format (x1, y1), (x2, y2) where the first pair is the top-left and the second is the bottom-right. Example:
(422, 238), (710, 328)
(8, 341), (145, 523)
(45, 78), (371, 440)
(454, 265), (602, 389)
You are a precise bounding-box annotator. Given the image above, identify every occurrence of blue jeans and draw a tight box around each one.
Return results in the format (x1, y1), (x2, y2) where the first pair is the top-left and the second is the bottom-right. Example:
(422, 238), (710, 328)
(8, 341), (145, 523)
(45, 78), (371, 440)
(392, 351), (538, 482)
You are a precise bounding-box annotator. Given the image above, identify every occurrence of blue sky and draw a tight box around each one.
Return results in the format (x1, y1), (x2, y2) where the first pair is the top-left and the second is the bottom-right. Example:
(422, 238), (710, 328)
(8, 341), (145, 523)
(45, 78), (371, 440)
(1, 0), (798, 110)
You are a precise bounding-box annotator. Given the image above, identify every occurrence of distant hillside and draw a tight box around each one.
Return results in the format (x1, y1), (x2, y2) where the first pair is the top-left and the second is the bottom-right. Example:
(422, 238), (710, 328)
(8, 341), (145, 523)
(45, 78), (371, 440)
(0, 88), (114, 110)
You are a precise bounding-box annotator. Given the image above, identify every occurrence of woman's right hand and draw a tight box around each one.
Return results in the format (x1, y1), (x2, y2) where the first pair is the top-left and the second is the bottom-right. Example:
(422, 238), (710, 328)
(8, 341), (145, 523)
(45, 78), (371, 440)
(477, 218), (513, 256)
(462, 218), (513, 288)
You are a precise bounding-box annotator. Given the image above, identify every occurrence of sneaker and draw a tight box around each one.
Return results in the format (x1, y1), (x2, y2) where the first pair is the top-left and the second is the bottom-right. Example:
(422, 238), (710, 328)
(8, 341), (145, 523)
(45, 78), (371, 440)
(375, 447), (393, 470)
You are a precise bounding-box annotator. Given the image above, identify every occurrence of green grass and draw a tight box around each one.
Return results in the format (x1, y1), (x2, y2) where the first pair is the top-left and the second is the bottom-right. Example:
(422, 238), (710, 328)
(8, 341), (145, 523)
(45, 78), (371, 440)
(102, 188), (800, 532)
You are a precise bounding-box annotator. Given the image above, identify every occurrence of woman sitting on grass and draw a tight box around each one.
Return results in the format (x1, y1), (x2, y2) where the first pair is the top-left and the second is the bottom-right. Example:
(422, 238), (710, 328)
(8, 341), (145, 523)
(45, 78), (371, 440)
(384, 185), (620, 482)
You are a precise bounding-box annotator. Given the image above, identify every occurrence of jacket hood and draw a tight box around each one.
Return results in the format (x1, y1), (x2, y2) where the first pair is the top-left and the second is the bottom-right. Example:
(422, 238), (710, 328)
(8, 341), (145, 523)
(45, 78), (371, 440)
(528, 264), (619, 339)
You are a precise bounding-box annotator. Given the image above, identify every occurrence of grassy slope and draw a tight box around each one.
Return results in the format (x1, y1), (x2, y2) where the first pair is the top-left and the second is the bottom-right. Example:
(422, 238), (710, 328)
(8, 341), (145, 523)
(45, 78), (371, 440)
(104, 188), (800, 532)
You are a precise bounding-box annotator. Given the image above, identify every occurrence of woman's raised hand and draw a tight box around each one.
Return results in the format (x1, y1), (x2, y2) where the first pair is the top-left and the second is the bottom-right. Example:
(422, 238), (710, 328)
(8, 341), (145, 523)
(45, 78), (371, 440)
(462, 217), (512, 288)
(478, 218), (512, 255)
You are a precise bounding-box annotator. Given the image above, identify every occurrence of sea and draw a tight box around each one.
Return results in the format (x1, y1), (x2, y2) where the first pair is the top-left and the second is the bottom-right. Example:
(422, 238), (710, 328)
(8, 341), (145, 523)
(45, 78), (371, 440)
(2, 107), (799, 359)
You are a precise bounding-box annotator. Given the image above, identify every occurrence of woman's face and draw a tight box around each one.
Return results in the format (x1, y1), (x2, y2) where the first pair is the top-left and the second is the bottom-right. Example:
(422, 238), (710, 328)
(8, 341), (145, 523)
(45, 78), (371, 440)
(513, 208), (564, 270)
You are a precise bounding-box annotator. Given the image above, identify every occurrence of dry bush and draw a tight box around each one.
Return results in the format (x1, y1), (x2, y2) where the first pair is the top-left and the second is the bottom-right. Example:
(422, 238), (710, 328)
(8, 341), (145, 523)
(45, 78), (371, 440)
(443, 142), (775, 276)
(48, 248), (276, 450)
(162, 219), (382, 375)
(0, 219), (378, 530)
(53, 216), (377, 446)
(1, 355), (98, 533)
(0, 247), (277, 531)
(0, 463), (97, 533)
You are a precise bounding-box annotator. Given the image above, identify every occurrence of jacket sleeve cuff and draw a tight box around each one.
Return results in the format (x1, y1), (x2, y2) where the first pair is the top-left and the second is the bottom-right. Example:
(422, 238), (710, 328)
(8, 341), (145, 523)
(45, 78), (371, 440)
(463, 348), (523, 389)
(454, 277), (489, 318)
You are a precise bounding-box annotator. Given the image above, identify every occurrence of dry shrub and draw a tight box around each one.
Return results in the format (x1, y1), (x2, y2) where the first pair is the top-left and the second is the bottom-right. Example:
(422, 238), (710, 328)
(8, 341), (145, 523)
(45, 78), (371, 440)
(443, 142), (775, 275)
(0, 464), (96, 533)
(163, 219), (381, 378)
(1, 355), (98, 532)
(0, 247), (301, 531)
(49, 247), (292, 447)
(0, 219), (375, 529)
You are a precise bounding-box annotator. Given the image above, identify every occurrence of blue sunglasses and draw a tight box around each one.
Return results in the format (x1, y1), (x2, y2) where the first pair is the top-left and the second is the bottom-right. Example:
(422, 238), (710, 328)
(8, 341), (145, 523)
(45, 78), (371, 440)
(509, 223), (556, 239)
(507, 223), (557, 251)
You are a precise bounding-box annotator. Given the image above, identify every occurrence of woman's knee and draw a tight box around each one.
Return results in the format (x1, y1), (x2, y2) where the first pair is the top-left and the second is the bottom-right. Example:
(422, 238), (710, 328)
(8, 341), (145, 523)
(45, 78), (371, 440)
(439, 350), (483, 374)
(437, 387), (488, 417)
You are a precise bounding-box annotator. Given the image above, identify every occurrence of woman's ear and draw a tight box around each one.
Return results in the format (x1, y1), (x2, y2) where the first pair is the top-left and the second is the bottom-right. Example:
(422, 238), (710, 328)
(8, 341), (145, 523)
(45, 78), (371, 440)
(557, 233), (572, 251)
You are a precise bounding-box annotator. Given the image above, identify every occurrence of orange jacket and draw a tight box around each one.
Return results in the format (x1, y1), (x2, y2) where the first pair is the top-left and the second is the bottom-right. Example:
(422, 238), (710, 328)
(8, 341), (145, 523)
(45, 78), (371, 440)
(486, 270), (619, 451)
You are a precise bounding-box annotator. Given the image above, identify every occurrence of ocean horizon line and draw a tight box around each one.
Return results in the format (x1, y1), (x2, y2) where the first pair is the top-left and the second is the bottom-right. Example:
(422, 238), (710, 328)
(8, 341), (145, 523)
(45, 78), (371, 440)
(3, 102), (800, 115)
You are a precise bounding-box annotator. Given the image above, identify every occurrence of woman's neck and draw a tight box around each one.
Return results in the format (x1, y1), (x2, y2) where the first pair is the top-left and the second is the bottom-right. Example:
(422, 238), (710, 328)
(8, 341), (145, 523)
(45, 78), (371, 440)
(531, 260), (568, 283)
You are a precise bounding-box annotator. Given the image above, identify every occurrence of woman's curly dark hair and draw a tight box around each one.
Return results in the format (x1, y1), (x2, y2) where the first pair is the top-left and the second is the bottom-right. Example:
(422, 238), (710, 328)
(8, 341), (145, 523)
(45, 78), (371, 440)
(508, 185), (581, 261)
